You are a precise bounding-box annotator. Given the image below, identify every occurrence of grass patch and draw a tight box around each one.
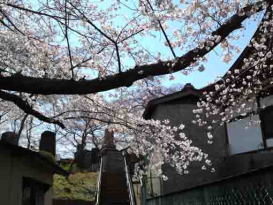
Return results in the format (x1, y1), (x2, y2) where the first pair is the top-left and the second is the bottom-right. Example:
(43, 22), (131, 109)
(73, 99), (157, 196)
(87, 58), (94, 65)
(53, 172), (98, 201)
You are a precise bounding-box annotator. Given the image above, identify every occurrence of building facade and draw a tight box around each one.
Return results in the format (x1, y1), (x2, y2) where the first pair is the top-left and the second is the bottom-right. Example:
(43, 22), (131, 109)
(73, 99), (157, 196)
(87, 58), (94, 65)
(0, 131), (68, 205)
(141, 80), (273, 204)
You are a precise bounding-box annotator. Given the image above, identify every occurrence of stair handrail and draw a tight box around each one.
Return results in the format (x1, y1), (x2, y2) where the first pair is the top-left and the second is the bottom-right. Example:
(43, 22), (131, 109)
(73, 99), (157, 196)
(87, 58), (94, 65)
(122, 150), (136, 205)
(96, 156), (103, 205)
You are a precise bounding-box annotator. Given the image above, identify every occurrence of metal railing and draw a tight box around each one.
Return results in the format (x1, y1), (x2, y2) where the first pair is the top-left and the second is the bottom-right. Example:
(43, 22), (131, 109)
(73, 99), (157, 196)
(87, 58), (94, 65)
(122, 150), (136, 205)
(95, 157), (103, 205)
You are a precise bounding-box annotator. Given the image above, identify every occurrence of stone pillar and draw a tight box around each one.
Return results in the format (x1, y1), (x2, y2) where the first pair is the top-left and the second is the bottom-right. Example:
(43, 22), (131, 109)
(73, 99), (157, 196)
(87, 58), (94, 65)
(1, 132), (19, 145)
(102, 129), (115, 149)
(39, 131), (56, 156)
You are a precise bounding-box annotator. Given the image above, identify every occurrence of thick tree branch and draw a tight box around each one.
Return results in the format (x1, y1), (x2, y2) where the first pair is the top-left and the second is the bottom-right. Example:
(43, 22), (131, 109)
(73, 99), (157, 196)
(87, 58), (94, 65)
(0, 1), (265, 95)
(0, 91), (65, 128)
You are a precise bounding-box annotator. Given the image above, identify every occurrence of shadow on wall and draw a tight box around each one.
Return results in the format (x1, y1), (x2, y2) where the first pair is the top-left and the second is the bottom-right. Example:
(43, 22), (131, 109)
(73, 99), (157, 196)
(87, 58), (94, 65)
(53, 199), (95, 205)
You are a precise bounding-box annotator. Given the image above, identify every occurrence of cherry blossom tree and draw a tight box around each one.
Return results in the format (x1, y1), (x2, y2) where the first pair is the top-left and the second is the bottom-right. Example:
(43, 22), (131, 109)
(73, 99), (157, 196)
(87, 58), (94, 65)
(0, 0), (272, 176)
(193, 3), (273, 142)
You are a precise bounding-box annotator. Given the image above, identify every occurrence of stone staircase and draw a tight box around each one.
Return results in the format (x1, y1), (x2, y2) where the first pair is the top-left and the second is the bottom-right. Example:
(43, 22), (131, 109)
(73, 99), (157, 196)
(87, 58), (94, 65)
(98, 150), (131, 205)
(100, 172), (130, 204)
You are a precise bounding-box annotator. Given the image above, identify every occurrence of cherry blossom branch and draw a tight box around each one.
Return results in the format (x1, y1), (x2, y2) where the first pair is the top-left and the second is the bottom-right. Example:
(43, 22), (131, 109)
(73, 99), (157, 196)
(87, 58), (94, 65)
(145, 0), (176, 58)
(64, 115), (136, 130)
(68, 2), (123, 72)
(6, 3), (66, 20)
(0, 1), (265, 95)
(0, 18), (15, 32)
(0, 90), (65, 128)
(0, 8), (25, 35)
(64, 1), (74, 78)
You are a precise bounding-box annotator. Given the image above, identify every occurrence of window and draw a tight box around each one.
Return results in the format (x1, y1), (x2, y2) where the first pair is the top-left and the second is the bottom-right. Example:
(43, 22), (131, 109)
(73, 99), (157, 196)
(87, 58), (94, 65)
(22, 178), (50, 205)
(227, 115), (264, 155)
(260, 95), (273, 147)
(260, 107), (273, 147)
(226, 94), (273, 155)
